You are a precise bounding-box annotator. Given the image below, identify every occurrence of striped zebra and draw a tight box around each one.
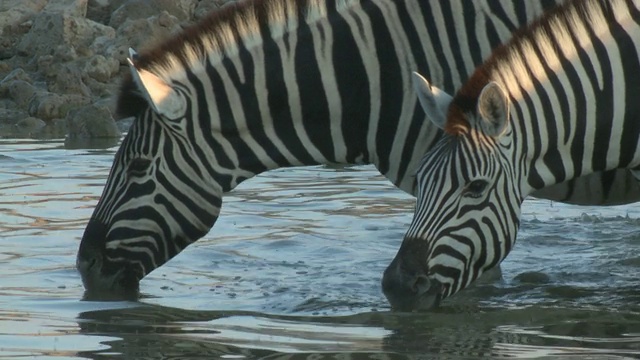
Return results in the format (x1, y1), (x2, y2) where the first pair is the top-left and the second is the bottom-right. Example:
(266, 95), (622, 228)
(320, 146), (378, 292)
(76, 0), (639, 300)
(383, 0), (640, 311)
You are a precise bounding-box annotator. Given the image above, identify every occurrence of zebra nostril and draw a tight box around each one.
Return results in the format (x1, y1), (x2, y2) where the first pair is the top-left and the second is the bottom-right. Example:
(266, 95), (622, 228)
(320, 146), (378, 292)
(412, 274), (431, 296)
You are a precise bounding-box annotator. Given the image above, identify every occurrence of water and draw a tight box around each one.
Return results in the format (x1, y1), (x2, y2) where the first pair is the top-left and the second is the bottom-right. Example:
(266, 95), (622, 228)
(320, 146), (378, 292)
(1, 138), (640, 359)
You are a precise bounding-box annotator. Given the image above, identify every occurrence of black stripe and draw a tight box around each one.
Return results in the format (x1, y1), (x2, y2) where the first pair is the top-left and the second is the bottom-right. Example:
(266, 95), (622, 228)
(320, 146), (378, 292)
(185, 67), (235, 190)
(613, 4), (640, 167)
(584, 14), (614, 173)
(332, 6), (369, 163)
(295, 8), (334, 161)
(261, 20), (317, 165)
(229, 35), (290, 169)
(521, 40), (566, 183)
(161, 139), (220, 210)
(154, 193), (210, 241)
(107, 228), (165, 267)
(419, 3), (454, 91)
(369, 2), (403, 175)
(461, 2), (483, 68)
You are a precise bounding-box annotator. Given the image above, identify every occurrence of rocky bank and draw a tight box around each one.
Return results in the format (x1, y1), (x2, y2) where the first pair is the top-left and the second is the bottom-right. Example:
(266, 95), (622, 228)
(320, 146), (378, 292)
(0, 0), (232, 142)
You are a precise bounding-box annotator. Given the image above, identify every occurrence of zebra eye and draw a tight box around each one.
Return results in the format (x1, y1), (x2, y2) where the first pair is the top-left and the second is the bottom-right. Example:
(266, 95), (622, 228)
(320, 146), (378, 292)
(464, 179), (488, 198)
(128, 158), (151, 176)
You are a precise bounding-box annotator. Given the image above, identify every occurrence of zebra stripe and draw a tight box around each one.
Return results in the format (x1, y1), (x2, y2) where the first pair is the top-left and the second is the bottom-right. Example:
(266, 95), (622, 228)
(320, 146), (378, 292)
(76, 0), (635, 300)
(390, 0), (640, 311)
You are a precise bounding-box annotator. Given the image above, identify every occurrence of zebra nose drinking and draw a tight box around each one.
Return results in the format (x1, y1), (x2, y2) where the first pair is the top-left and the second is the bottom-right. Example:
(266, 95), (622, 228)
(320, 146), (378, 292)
(382, 247), (441, 311)
(76, 220), (141, 300)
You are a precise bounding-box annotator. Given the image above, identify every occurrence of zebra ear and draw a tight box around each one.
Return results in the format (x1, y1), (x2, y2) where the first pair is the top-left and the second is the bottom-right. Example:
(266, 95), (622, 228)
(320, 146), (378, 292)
(127, 48), (186, 120)
(412, 72), (451, 130)
(477, 81), (509, 138)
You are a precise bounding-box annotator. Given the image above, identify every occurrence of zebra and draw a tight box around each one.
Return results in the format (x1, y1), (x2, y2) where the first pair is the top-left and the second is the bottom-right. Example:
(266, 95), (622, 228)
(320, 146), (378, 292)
(77, 0), (640, 300)
(382, 0), (640, 311)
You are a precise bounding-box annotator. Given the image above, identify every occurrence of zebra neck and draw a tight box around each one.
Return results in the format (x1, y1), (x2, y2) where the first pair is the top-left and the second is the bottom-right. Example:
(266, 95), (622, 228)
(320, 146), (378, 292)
(133, 0), (562, 194)
(201, 0), (448, 194)
(491, 0), (640, 193)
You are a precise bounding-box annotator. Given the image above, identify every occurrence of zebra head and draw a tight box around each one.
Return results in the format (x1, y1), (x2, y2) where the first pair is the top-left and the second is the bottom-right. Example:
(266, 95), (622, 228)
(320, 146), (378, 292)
(383, 73), (523, 311)
(77, 50), (220, 300)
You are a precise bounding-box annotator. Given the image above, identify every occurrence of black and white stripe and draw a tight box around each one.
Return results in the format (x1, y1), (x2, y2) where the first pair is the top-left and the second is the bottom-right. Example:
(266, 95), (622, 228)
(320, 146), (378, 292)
(386, 0), (640, 310)
(76, 0), (637, 300)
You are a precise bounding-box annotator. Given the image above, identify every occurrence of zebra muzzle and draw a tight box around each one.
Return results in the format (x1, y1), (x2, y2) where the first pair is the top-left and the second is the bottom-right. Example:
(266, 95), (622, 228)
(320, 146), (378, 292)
(382, 255), (442, 311)
(77, 220), (141, 301)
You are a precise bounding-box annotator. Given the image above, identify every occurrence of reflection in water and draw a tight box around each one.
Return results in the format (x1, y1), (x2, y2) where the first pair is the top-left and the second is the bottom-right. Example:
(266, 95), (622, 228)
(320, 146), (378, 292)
(74, 303), (640, 358)
(2, 138), (640, 358)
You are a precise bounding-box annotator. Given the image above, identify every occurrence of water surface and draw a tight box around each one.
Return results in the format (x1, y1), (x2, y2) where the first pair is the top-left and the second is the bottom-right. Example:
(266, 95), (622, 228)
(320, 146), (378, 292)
(1, 138), (640, 359)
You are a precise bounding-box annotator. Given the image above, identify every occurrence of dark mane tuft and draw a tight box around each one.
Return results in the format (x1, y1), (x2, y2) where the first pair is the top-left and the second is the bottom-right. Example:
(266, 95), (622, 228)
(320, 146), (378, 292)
(116, 72), (145, 120)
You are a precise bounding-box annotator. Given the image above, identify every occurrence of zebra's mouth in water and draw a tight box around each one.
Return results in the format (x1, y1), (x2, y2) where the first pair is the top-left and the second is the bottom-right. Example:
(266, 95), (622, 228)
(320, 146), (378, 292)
(77, 254), (142, 301)
(385, 277), (444, 312)
(77, 219), (143, 301)
(381, 260), (444, 311)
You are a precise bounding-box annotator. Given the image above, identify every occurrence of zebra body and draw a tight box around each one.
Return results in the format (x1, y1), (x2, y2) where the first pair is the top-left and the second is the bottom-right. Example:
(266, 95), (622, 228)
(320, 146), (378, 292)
(383, 0), (640, 311)
(77, 0), (638, 300)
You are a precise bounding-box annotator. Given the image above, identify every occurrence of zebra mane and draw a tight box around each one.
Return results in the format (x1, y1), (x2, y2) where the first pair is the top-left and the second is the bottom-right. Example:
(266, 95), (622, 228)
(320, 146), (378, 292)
(116, 0), (356, 120)
(443, 0), (622, 135)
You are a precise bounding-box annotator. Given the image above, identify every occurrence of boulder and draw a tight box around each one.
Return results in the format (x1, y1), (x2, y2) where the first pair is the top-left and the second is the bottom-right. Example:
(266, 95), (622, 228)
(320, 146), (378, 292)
(16, 12), (115, 57)
(0, 108), (30, 125)
(7, 80), (38, 108)
(43, 0), (88, 18)
(101, 11), (181, 64)
(82, 54), (120, 83)
(0, 68), (33, 98)
(0, 0), (47, 36)
(66, 103), (121, 138)
(110, 0), (197, 28)
(194, 0), (231, 21)
(49, 65), (92, 97)
(16, 116), (47, 131)
(28, 92), (90, 120)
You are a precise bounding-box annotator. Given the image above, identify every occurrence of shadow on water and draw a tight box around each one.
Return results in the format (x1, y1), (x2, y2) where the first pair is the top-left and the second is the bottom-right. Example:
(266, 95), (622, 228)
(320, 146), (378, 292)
(75, 302), (640, 359)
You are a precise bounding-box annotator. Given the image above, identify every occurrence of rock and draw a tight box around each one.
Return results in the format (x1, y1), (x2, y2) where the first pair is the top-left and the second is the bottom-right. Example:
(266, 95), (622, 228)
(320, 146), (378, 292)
(66, 104), (121, 138)
(0, 0), (236, 141)
(110, 0), (197, 28)
(1, 68), (33, 86)
(86, 0), (113, 25)
(0, 108), (30, 125)
(7, 80), (39, 108)
(102, 12), (181, 64)
(0, 0), (48, 36)
(16, 12), (115, 57)
(194, 0), (230, 21)
(0, 62), (10, 74)
(28, 92), (90, 120)
(16, 116), (46, 131)
(49, 65), (92, 97)
(83, 55), (120, 82)
(43, 0), (88, 17)
(0, 69), (33, 98)
(0, 98), (16, 110)
(514, 271), (551, 284)
(84, 77), (120, 99)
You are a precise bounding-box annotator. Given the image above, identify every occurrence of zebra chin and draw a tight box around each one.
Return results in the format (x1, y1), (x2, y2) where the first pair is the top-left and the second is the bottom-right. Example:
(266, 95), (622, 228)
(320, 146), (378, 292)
(77, 220), (143, 301)
(77, 253), (142, 301)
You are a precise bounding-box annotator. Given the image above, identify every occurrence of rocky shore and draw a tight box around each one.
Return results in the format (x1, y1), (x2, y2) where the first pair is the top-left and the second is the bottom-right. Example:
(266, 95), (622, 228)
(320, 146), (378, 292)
(0, 0), (231, 142)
